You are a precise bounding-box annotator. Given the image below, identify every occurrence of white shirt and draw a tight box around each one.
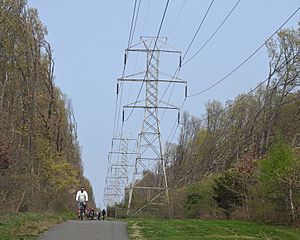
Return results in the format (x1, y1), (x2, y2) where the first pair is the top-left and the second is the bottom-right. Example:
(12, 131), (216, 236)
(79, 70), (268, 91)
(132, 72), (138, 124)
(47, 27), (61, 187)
(76, 190), (88, 202)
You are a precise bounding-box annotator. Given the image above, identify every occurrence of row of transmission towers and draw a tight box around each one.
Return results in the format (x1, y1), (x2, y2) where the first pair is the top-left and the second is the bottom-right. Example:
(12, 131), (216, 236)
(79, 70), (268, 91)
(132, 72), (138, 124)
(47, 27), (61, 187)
(104, 36), (186, 217)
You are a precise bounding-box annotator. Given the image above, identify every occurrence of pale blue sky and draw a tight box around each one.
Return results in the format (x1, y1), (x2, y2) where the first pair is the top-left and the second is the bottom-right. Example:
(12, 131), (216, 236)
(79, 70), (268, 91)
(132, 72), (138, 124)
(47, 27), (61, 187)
(27, 0), (299, 207)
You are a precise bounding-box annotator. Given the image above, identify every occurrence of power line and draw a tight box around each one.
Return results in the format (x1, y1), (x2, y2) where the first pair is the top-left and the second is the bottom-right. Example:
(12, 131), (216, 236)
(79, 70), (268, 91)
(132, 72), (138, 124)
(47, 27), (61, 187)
(182, 0), (241, 66)
(165, 42), (299, 146)
(160, 0), (241, 109)
(105, 0), (143, 207)
(114, 0), (144, 138)
(185, 51), (300, 125)
(187, 6), (300, 98)
(123, 0), (171, 122)
(159, 0), (217, 124)
(162, 3), (298, 147)
(182, 0), (215, 60)
(141, 0), (152, 36)
(159, 0), (219, 112)
(161, 7), (299, 169)
(111, 0), (142, 139)
(160, 4), (298, 160)
(105, 0), (174, 209)
(164, 98), (187, 145)
(163, 49), (299, 152)
(109, 3), (173, 205)
(124, 83), (144, 122)
(128, 0), (216, 124)
(128, 0), (138, 48)
(168, 0), (187, 38)
(130, 0), (142, 47)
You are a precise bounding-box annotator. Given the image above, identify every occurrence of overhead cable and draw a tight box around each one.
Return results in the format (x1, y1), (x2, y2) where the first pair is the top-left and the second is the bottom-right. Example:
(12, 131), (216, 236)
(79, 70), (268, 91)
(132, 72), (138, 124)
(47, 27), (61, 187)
(187, 6), (300, 98)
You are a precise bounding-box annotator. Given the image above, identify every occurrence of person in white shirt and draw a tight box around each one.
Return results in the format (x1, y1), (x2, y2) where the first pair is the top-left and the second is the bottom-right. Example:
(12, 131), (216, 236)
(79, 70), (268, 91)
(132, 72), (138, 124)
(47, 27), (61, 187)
(76, 186), (88, 218)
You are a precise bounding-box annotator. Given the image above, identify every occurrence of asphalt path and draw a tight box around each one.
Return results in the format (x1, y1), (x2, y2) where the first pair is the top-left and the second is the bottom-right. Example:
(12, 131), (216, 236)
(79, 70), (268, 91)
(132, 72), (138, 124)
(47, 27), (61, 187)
(38, 220), (129, 240)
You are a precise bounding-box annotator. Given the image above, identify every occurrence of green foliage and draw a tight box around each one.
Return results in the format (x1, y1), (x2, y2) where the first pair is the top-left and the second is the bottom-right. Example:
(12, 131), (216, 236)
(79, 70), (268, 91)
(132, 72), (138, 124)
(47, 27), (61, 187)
(259, 142), (295, 182)
(0, 0), (94, 212)
(42, 157), (79, 193)
(185, 193), (201, 218)
(195, 129), (207, 146)
(169, 187), (187, 218)
(36, 138), (79, 208)
(250, 142), (300, 223)
(185, 177), (221, 218)
(213, 170), (244, 218)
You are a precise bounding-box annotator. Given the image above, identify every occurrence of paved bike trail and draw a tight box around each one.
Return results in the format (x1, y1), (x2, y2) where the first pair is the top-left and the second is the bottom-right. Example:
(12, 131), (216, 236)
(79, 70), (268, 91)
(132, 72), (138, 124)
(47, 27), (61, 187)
(38, 220), (128, 240)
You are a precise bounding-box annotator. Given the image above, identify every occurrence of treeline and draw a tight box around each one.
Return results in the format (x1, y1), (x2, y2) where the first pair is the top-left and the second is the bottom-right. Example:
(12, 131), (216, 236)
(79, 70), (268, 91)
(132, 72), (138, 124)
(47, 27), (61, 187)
(128, 24), (300, 223)
(0, 0), (95, 212)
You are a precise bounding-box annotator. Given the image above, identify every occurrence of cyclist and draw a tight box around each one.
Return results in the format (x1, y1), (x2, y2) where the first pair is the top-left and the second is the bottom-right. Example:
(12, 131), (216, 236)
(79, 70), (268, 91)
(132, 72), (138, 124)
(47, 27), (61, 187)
(76, 186), (88, 219)
(102, 209), (106, 220)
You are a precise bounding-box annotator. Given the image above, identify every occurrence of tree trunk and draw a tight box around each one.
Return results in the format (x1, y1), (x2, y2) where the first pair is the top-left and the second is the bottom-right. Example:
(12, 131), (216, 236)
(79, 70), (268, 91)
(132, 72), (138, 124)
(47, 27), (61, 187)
(288, 181), (296, 223)
(16, 189), (27, 212)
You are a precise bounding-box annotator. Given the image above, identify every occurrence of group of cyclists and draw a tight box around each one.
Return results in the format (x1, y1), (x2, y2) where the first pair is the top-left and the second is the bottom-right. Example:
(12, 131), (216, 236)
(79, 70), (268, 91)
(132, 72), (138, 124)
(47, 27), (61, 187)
(76, 186), (106, 220)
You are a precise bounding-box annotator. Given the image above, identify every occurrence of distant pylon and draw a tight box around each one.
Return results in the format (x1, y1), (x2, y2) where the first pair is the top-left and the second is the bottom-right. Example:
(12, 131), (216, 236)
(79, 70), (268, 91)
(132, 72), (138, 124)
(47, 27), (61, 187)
(121, 37), (186, 216)
(103, 136), (136, 207)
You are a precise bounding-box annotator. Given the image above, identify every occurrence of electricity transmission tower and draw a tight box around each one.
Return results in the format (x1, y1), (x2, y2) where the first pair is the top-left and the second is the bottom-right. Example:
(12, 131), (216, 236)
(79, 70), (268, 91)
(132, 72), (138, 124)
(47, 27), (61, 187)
(120, 37), (186, 216)
(103, 137), (136, 209)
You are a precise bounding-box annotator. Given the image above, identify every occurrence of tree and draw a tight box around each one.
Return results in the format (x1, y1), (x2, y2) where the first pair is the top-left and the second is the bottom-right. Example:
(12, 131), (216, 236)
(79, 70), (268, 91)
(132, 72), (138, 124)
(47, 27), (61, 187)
(0, 0), (94, 212)
(213, 170), (244, 219)
(254, 141), (300, 223)
(185, 176), (221, 219)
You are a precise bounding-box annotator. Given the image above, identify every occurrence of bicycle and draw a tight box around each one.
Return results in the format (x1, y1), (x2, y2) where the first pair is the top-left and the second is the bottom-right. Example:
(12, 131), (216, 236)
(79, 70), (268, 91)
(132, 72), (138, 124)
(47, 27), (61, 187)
(79, 202), (86, 220)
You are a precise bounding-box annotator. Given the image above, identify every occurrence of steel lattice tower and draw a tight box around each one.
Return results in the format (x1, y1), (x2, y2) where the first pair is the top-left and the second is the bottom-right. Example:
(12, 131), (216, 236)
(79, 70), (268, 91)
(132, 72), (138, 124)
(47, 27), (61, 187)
(121, 37), (186, 216)
(104, 137), (135, 208)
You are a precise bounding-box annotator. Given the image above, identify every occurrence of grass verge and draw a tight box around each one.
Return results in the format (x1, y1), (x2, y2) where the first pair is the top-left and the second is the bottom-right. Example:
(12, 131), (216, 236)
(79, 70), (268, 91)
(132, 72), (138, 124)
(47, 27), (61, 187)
(0, 211), (76, 240)
(126, 218), (300, 240)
